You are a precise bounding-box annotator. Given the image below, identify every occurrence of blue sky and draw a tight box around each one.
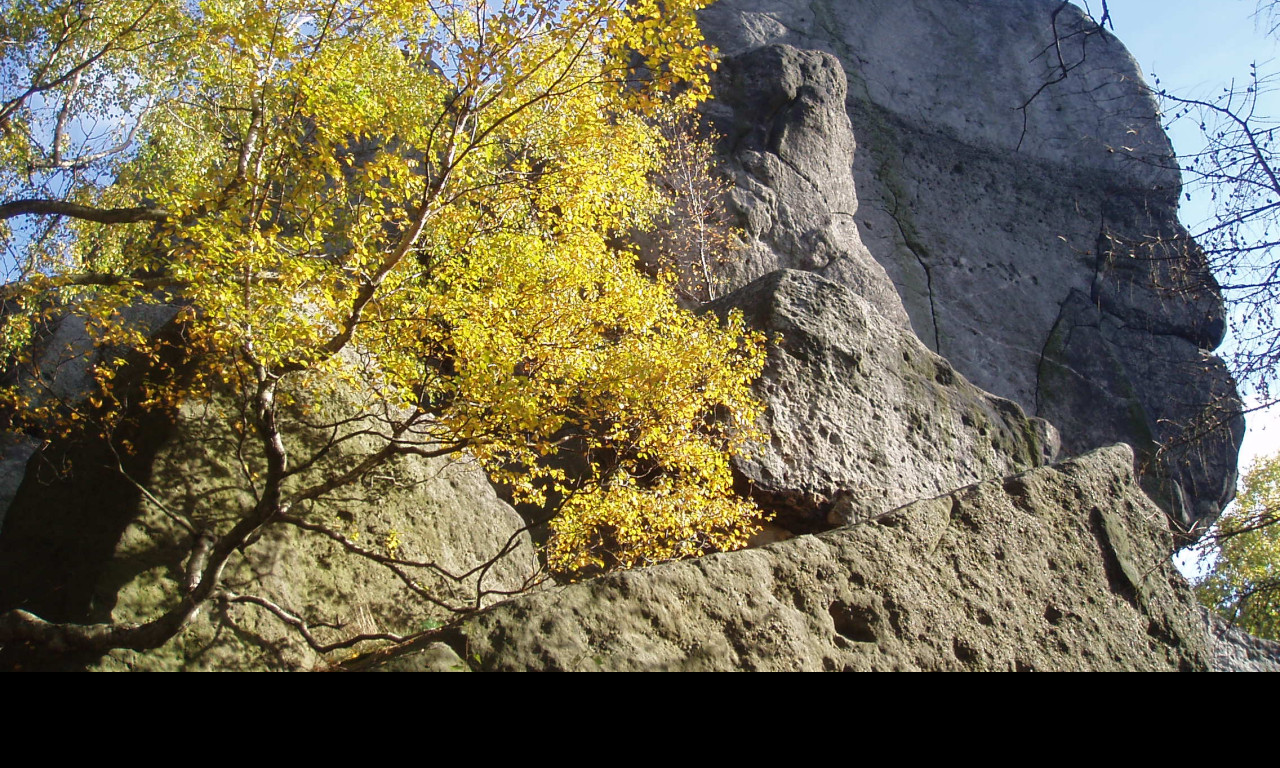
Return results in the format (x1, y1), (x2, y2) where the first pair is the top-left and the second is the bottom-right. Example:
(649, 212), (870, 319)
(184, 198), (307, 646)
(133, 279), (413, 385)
(1101, 0), (1280, 472)
(1103, 0), (1279, 91)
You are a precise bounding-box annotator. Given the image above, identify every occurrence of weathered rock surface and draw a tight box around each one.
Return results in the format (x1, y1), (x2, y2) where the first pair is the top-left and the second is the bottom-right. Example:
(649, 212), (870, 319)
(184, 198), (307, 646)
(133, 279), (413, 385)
(457, 446), (1210, 671)
(709, 269), (1057, 533)
(0, 1), (1256, 673)
(1208, 612), (1280, 672)
(701, 43), (910, 326)
(701, 0), (1175, 182)
(0, 383), (538, 671)
(699, 0), (1243, 535)
(364, 641), (471, 673)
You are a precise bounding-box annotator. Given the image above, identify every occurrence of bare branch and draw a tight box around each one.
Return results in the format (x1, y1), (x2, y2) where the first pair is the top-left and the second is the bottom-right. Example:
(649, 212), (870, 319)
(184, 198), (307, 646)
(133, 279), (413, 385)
(0, 199), (169, 223)
(219, 592), (408, 655)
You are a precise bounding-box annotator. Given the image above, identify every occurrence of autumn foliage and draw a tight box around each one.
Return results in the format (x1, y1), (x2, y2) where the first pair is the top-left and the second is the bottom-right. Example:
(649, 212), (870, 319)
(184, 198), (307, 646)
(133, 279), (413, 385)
(1196, 452), (1280, 639)
(0, 0), (766, 651)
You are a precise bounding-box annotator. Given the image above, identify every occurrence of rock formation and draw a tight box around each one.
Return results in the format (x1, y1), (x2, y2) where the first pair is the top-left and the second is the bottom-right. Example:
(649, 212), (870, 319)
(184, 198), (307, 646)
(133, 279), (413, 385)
(0, 377), (538, 671)
(708, 269), (1058, 534)
(410, 447), (1212, 672)
(697, 0), (1243, 536)
(1209, 612), (1280, 672)
(0, 0), (1268, 671)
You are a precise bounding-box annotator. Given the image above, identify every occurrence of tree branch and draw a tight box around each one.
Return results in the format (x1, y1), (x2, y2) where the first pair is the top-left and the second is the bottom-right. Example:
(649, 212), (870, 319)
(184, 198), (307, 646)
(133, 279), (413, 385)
(0, 199), (169, 224)
(218, 592), (408, 655)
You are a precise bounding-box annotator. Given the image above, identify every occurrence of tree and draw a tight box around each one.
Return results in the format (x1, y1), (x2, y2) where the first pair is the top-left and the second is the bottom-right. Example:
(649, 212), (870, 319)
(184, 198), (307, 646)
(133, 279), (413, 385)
(646, 107), (739, 304)
(1112, 2), (1280, 554)
(0, 0), (767, 657)
(1195, 451), (1280, 639)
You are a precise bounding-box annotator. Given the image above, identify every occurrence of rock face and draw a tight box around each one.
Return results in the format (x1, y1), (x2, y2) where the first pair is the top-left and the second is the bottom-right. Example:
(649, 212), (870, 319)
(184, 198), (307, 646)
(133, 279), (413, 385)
(457, 447), (1210, 672)
(0, 383), (538, 671)
(698, 0), (1243, 535)
(710, 269), (1057, 532)
(0, 1), (1260, 672)
(700, 44), (911, 327)
(1208, 612), (1280, 672)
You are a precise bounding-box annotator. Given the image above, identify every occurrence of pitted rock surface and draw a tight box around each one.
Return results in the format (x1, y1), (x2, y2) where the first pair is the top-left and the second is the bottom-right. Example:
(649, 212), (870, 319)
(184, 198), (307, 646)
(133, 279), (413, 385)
(459, 446), (1210, 672)
(709, 269), (1056, 533)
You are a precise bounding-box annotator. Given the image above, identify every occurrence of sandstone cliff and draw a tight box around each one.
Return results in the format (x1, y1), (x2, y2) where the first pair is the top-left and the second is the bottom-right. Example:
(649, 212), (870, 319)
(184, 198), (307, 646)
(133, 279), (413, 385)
(696, 0), (1242, 537)
(0, 0), (1272, 672)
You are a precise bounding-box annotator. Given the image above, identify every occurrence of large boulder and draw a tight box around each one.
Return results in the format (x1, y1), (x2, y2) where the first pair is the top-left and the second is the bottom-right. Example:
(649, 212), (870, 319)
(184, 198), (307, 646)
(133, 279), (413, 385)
(698, 0), (1243, 535)
(455, 446), (1210, 671)
(709, 269), (1057, 533)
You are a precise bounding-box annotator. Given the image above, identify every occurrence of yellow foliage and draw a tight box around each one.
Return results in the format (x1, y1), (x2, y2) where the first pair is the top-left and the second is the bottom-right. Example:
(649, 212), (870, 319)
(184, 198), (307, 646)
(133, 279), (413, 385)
(0, 0), (767, 579)
(1195, 452), (1280, 639)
